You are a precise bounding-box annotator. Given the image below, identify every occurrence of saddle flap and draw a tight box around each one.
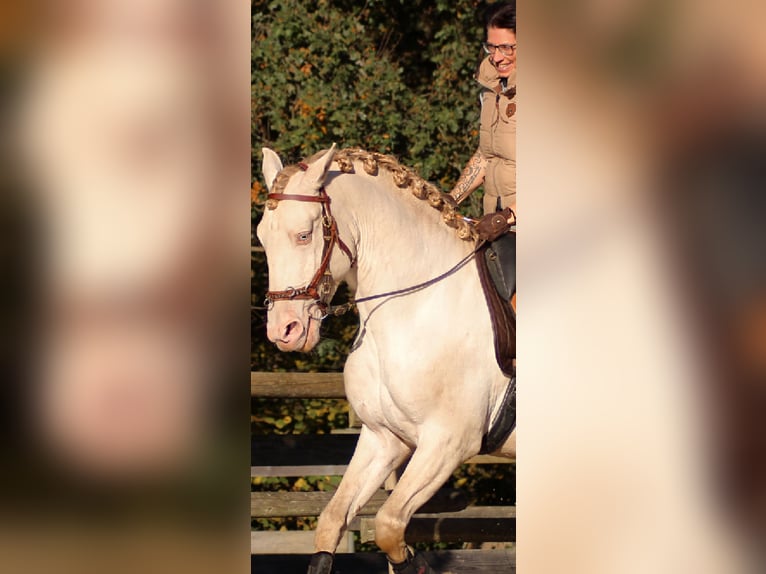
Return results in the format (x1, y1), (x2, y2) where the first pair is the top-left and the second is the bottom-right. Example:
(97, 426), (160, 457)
(485, 232), (515, 301)
(476, 237), (515, 377)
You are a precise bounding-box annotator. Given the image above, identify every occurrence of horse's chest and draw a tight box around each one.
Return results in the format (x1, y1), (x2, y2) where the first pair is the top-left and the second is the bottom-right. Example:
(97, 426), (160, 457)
(344, 335), (451, 444)
(346, 376), (422, 444)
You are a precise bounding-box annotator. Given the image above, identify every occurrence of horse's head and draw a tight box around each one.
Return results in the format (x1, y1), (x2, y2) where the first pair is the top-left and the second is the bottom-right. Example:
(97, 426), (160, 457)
(256, 145), (353, 352)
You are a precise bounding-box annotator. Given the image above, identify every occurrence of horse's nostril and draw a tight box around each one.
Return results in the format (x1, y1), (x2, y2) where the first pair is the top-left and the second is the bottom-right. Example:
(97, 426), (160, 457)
(283, 320), (301, 340)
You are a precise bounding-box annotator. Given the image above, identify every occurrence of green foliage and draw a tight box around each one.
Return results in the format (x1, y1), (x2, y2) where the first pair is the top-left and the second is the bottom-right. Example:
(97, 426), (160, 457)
(451, 463), (515, 506)
(252, 0), (487, 193)
(253, 0), (410, 159)
(252, 398), (350, 435)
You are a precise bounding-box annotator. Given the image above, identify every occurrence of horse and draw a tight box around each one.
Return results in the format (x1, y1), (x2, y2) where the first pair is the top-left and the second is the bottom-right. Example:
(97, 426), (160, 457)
(257, 145), (515, 574)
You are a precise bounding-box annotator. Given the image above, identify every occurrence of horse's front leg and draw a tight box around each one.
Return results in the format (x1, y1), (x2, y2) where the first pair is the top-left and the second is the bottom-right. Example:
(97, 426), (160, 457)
(308, 425), (410, 574)
(374, 430), (477, 574)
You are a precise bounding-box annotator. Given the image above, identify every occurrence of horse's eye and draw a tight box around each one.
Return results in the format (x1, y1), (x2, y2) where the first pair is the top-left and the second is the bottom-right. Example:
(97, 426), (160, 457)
(297, 231), (312, 244)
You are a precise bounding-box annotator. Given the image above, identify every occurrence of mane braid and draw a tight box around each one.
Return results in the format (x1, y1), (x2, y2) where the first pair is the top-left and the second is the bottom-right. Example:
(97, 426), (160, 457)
(272, 147), (477, 242)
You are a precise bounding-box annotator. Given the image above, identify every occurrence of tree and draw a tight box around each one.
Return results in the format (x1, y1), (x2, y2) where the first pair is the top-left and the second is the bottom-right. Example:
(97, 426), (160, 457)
(252, 0), (488, 194)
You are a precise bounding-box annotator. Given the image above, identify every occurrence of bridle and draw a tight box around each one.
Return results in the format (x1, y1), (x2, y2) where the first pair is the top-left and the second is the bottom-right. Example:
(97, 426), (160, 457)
(262, 161), (494, 321)
(263, 162), (356, 315)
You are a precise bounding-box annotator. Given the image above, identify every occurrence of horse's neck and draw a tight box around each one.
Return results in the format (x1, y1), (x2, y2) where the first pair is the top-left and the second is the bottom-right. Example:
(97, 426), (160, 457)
(332, 174), (470, 298)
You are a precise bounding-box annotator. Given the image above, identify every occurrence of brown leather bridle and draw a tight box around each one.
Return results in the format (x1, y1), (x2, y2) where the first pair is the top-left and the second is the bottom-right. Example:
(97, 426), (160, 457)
(262, 160), (488, 324)
(263, 163), (356, 315)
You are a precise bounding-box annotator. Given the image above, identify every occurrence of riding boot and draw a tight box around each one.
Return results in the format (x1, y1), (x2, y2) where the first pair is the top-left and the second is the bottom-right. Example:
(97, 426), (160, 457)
(307, 551), (334, 574)
(388, 548), (438, 574)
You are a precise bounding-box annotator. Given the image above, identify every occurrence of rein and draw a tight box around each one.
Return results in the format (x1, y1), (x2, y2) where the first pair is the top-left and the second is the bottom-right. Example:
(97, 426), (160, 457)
(263, 162), (481, 319)
(315, 246), (481, 319)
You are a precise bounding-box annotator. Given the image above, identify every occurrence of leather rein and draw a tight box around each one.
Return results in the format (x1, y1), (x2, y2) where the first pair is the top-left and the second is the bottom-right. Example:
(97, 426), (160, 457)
(264, 163), (356, 316)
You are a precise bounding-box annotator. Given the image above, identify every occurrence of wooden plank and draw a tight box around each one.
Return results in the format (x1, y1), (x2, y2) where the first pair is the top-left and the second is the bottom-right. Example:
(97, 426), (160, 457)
(251, 488), (467, 518)
(251, 434), (514, 474)
(250, 531), (354, 555)
(359, 506), (516, 543)
(252, 490), (386, 518)
(251, 465), (349, 477)
(251, 549), (515, 574)
(468, 454), (514, 464)
(251, 458), (512, 477)
(251, 372), (345, 398)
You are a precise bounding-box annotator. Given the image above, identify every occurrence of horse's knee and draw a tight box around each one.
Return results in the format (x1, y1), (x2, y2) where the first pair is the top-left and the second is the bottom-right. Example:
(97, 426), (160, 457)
(374, 509), (407, 561)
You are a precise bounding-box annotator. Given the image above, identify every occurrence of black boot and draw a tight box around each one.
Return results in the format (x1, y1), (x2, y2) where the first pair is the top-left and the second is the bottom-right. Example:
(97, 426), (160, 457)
(388, 548), (438, 574)
(307, 551), (334, 574)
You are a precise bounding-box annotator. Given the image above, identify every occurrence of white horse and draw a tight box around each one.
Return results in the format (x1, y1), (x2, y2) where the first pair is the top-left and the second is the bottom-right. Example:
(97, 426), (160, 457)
(257, 145), (514, 574)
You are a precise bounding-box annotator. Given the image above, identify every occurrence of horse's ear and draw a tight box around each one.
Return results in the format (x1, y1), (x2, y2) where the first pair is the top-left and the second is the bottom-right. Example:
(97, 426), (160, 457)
(304, 144), (337, 190)
(262, 147), (283, 191)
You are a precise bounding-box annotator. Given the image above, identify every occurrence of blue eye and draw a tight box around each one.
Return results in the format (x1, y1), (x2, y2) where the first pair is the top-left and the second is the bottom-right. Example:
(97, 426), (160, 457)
(297, 231), (312, 244)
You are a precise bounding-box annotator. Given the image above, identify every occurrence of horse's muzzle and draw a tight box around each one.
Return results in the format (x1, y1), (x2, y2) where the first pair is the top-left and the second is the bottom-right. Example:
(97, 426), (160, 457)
(267, 307), (320, 352)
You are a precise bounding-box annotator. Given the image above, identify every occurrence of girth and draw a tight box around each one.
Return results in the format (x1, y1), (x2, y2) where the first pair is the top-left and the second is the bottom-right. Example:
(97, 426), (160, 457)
(480, 376), (516, 454)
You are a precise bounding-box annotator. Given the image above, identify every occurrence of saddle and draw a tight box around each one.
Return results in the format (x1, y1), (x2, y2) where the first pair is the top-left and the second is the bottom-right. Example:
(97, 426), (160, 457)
(476, 235), (515, 375)
(475, 214), (516, 454)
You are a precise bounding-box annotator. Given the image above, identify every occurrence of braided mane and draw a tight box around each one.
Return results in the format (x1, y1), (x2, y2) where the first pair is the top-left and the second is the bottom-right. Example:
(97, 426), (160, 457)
(268, 147), (477, 242)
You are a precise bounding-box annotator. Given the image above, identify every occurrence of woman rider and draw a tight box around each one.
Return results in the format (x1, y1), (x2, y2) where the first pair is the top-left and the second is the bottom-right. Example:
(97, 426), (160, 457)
(450, 2), (516, 216)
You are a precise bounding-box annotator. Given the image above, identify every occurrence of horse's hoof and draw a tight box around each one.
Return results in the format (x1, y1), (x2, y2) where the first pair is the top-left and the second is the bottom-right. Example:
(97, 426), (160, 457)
(389, 550), (438, 574)
(307, 551), (334, 574)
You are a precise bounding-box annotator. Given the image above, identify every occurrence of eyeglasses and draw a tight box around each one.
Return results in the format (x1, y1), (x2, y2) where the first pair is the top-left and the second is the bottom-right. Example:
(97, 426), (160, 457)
(482, 42), (516, 57)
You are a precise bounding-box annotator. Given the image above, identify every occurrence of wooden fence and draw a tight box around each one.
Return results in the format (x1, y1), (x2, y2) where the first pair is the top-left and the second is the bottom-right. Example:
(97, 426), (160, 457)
(251, 371), (515, 573)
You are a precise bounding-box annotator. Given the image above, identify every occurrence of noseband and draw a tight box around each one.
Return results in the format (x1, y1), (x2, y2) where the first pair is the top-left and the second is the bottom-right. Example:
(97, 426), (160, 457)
(264, 162), (356, 315)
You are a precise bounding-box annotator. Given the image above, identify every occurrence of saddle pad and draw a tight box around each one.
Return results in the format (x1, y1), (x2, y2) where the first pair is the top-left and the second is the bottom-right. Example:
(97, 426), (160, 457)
(476, 240), (515, 377)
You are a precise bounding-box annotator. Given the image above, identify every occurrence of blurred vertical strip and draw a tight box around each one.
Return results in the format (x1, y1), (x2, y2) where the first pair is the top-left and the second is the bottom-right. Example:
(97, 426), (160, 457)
(0, 0), (40, 499)
(520, 0), (764, 572)
(1, 1), (251, 572)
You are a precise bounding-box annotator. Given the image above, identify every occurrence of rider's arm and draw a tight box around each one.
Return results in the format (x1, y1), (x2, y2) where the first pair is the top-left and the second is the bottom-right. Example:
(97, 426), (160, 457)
(449, 148), (488, 204)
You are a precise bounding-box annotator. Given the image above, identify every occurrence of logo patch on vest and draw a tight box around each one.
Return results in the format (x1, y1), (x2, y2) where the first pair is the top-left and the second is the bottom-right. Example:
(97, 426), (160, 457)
(506, 102), (516, 118)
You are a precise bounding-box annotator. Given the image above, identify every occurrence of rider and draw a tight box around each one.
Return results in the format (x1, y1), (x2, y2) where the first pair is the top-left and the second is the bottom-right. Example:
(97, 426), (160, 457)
(449, 2), (516, 217)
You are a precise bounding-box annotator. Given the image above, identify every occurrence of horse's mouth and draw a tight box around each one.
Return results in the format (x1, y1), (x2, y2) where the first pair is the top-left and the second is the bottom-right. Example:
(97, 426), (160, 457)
(276, 336), (304, 352)
(274, 319), (319, 353)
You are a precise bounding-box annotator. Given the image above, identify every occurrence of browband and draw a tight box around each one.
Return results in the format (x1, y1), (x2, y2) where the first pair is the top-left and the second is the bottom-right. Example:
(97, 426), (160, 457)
(267, 193), (330, 204)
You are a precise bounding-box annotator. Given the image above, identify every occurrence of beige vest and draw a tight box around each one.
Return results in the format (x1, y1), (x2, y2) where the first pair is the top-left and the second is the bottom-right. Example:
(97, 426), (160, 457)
(477, 58), (516, 213)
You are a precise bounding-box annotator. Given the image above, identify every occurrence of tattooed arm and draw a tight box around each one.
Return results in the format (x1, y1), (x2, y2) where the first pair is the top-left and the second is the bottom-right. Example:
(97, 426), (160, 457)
(450, 149), (488, 204)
